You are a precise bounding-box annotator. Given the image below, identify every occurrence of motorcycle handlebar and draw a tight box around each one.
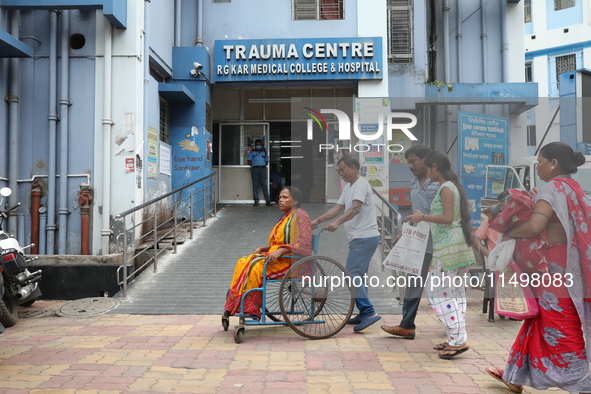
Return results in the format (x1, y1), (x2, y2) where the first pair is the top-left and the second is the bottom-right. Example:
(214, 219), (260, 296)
(1, 202), (21, 217)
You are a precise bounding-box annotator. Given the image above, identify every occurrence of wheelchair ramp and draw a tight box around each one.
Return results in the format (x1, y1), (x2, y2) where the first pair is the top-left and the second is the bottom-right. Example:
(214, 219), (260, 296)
(112, 203), (402, 315)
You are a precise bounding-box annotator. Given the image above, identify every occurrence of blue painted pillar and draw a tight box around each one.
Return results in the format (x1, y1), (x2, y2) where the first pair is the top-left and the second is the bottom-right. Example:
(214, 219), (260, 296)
(169, 47), (213, 220)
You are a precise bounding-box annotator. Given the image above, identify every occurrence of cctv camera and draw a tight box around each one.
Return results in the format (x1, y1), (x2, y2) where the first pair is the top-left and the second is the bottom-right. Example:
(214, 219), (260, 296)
(190, 69), (199, 77)
(193, 62), (203, 72)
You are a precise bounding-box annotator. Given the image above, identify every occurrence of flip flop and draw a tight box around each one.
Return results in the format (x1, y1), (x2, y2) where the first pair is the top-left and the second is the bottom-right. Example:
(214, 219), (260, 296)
(433, 342), (448, 350)
(485, 368), (523, 393)
(438, 346), (470, 360)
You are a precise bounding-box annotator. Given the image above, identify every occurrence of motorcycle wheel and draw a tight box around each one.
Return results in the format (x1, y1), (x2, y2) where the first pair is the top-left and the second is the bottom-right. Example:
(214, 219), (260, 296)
(0, 294), (18, 327)
(20, 298), (37, 307)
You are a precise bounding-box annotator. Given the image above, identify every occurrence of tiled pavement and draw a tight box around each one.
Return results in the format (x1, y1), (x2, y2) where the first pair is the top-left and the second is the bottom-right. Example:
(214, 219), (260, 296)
(0, 204), (575, 393)
(0, 299), (572, 393)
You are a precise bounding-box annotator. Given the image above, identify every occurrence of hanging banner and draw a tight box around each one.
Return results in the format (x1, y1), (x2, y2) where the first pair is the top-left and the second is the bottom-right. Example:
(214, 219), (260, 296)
(148, 127), (159, 179)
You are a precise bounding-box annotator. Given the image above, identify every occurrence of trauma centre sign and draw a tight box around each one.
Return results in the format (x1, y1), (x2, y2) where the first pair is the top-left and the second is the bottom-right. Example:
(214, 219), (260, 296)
(214, 37), (383, 82)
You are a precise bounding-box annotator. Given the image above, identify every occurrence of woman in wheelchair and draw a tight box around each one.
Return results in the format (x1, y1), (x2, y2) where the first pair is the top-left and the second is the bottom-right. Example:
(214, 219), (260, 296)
(223, 186), (313, 318)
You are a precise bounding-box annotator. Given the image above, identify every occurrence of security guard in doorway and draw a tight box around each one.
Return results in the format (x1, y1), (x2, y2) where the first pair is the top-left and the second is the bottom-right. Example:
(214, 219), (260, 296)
(247, 139), (271, 206)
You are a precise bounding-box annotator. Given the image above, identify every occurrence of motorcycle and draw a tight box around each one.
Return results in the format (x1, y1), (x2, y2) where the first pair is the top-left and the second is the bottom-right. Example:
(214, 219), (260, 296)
(0, 187), (42, 327)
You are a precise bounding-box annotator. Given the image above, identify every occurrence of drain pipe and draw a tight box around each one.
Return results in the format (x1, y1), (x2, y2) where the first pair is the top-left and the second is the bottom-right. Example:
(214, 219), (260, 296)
(174, 0), (181, 46)
(46, 10), (59, 255)
(442, 0), (453, 152)
(456, 0), (463, 83)
(101, 22), (114, 254)
(31, 181), (41, 254)
(7, 11), (21, 235)
(38, 207), (47, 254)
(500, 0), (509, 82)
(481, 0), (488, 83)
(196, 0), (203, 46)
(78, 184), (92, 255)
(58, 10), (70, 254)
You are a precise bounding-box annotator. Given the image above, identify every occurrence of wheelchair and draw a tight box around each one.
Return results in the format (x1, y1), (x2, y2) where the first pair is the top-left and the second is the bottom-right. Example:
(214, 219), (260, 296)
(221, 229), (355, 343)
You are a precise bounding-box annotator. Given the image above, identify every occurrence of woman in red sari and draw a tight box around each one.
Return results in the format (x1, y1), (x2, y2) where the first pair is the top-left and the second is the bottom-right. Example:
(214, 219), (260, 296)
(223, 186), (313, 318)
(486, 142), (591, 393)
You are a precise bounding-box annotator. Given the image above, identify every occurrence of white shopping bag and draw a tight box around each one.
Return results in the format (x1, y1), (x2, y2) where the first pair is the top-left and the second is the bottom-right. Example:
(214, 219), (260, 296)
(382, 222), (430, 275)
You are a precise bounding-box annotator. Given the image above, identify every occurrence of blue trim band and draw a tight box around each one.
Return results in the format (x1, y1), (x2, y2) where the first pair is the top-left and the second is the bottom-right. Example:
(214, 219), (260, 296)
(526, 40), (591, 60)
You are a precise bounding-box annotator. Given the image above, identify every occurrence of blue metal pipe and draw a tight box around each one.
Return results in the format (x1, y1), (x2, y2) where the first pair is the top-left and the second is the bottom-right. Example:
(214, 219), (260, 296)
(46, 10), (59, 255)
(58, 10), (70, 254)
(7, 11), (21, 235)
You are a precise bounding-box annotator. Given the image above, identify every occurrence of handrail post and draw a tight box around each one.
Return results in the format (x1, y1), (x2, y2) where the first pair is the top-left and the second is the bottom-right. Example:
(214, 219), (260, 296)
(173, 201), (178, 254)
(189, 192), (194, 239)
(122, 217), (128, 299)
(153, 209), (158, 272)
(202, 181), (207, 227)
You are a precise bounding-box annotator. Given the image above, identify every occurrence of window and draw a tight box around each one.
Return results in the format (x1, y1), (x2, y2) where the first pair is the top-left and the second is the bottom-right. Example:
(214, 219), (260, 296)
(554, 0), (575, 11)
(213, 0), (230, 3)
(525, 61), (532, 82)
(524, 0), (531, 23)
(555, 53), (576, 88)
(159, 97), (170, 144)
(293, 0), (344, 20)
(387, 0), (413, 64)
(527, 125), (536, 147)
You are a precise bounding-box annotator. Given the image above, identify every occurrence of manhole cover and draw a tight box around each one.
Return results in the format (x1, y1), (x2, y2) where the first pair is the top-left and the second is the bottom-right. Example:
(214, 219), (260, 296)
(56, 297), (120, 317)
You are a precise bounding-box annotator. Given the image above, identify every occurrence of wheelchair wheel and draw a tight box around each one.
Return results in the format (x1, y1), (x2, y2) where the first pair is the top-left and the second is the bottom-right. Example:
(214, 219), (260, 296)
(279, 256), (354, 340)
(264, 280), (286, 322)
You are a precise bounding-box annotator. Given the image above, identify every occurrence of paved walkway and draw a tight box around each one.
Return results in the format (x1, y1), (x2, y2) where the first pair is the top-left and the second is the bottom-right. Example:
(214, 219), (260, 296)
(0, 299), (571, 393)
(0, 204), (575, 392)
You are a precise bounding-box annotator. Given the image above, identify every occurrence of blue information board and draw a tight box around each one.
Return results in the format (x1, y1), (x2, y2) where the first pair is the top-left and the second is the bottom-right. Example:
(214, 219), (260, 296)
(458, 111), (508, 227)
(214, 37), (383, 82)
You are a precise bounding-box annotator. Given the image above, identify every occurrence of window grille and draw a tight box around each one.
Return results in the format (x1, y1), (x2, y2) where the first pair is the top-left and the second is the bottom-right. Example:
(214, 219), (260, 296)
(554, 0), (575, 11)
(387, 0), (413, 64)
(159, 97), (170, 144)
(293, 0), (344, 20)
(524, 0), (531, 23)
(525, 62), (532, 82)
(527, 125), (536, 147)
(556, 53), (576, 85)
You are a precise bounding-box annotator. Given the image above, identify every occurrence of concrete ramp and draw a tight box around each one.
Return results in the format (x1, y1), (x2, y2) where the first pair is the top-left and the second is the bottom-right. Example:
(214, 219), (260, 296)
(112, 203), (402, 315)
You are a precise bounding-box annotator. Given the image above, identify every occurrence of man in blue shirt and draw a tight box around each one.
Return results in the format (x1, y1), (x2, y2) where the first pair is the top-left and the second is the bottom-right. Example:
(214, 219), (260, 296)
(247, 139), (271, 206)
(381, 144), (439, 339)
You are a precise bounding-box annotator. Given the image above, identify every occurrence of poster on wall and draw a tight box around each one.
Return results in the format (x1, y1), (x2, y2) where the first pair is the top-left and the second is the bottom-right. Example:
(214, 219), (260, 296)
(458, 111), (508, 227)
(355, 98), (390, 197)
(160, 143), (171, 176)
(148, 127), (159, 179)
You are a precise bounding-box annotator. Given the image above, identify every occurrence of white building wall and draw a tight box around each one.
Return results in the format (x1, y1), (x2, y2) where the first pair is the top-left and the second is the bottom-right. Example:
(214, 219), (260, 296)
(357, 0), (388, 97)
(525, 0), (591, 153)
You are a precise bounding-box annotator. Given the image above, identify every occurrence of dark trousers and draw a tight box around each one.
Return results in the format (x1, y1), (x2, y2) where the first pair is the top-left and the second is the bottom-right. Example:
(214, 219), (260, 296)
(399, 251), (433, 330)
(251, 167), (270, 203)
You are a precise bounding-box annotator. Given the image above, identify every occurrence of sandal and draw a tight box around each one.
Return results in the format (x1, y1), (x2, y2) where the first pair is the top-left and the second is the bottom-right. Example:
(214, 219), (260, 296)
(485, 368), (523, 393)
(433, 342), (448, 350)
(438, 345), (470, 360)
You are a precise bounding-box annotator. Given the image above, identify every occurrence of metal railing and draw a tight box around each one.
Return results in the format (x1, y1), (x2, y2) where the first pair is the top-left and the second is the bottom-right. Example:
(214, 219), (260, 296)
(115, 173), (216, 299)
(372, 188), (405, 301)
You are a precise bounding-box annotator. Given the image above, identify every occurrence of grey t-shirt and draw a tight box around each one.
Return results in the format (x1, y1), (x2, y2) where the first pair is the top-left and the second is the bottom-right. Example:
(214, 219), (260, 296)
(337, 176), (380, 242)
(409, 176), (439, 253)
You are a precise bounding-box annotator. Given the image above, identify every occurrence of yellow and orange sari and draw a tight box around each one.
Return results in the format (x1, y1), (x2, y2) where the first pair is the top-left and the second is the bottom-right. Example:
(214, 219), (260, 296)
(224, 208), (313, 317)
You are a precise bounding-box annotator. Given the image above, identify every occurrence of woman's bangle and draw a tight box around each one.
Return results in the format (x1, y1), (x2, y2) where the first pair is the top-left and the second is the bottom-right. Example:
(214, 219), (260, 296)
(316, 217), (322, 224)
(506, 232), (515, 239)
